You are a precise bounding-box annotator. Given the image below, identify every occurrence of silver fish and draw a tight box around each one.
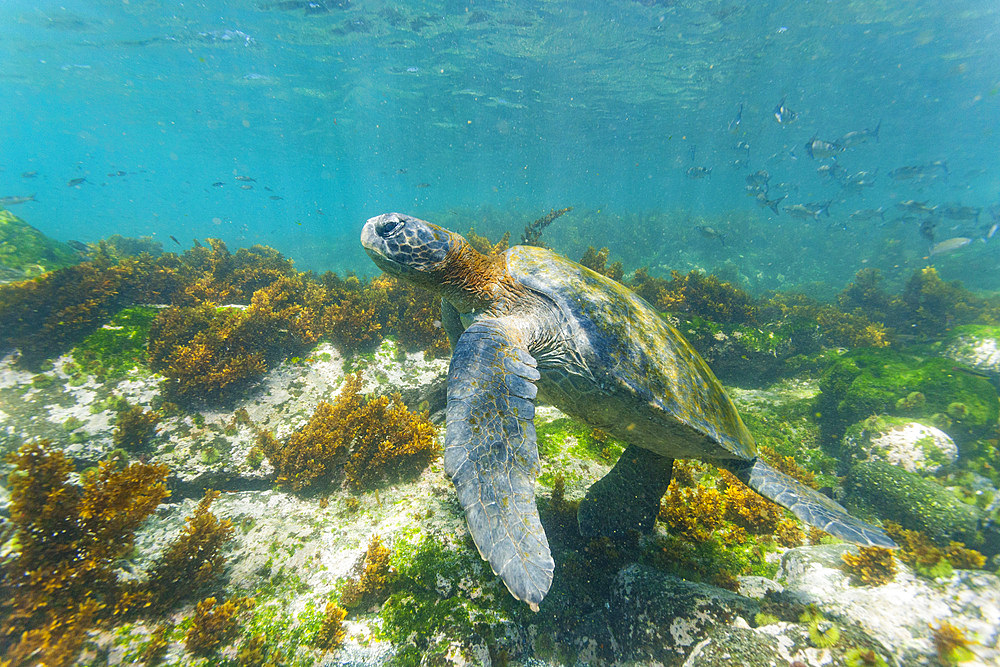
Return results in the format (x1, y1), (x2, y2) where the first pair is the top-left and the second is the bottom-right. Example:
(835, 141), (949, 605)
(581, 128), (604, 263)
(805, 135), (842, 159)
(897, 200), (936, 214)
(940, 204), (980, 222)
(696, 225), (726, 245)
(849, 207), (885, 222)
(839, 120), (881, 148)
(773, 96), (797, 124)
(686, 166), (712, 179)
(784, 202), (830, 220)
(756, 193), (786, 214)
(930, 237), (972, 255)
(843, 169), (878, 190)
(817, 163), (847, 180)
(728, 103), (743, 133)
(746, 170), (770, 187)
(889, 160), (949, 181)
(0, 194), (36, 206)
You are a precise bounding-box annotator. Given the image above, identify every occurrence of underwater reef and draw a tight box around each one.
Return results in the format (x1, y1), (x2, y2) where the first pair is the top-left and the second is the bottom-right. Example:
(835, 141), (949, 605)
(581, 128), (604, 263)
(0, 209), (81, 281)
(0, 226), (999, 666)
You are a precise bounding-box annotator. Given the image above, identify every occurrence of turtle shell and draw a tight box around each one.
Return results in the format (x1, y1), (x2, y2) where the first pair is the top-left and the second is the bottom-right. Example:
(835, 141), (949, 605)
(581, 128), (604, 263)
(503, 244), (756, 463)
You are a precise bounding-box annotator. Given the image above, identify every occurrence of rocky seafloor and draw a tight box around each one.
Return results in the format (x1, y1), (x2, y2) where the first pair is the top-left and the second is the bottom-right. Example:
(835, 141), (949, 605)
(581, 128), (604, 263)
(1, 333), (999, 667)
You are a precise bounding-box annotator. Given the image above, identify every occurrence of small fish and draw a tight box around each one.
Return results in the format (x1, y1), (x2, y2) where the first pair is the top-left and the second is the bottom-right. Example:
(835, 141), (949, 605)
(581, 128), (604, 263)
(193, 239), (203, 248)
(212, 181), (225, 187)
(21, 171), (38, 178)
(696, 225), (726, 245)
(686, 166), (712, 179)
(888, 160), (949, 182)
(733, 140), (751, 154)
(169, 234), (181, 246)
(849, 207), (885, 222)
(235, 175), (256, 182)
(773, 96), (797, 124)
(0, 194), (36, 206)
(728, 103), (743, 133)
(269, 195), (283, 200)
(816, 163), (847, 180)
(843, 169), (878, 190)
(729, 159), (750, 170)
(838, 120), (881, 148)
(805, 135), (842, 159)
(784, 201), (830, 220)
(745, 170), (770, 187)
(396, 168), (408, 174)
(756, 193), (786, 214)
(67, 177), (87, 187)
(919, 218), (937, 241)
(416, 182), (431, 188)
(67, 240), (89, 253)
(930, 237), (972, 255)
(897, 200), (936, 214)
(106, 170), (127, 177)
(985, 222), (998, 241)
(940, 204), (980, 222)
(240, 184), (254, 190)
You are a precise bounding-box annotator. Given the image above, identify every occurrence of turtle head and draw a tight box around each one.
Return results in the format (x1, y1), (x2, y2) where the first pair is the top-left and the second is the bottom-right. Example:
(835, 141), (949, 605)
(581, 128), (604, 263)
(361, 213), (462, 286)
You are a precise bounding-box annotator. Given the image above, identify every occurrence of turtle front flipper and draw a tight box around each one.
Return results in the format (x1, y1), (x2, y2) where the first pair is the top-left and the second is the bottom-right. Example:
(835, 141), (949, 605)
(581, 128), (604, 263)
(446, 318), (554, 610)
(725, 458), (897, 548)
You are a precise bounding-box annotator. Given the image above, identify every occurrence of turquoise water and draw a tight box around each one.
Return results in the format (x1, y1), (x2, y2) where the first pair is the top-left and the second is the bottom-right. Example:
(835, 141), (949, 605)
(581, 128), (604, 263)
(1, 0), (999, 285)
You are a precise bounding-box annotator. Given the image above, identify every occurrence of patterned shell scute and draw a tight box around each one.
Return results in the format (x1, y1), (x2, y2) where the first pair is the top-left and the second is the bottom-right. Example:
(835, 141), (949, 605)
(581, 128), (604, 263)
(505, 245), (755, 461)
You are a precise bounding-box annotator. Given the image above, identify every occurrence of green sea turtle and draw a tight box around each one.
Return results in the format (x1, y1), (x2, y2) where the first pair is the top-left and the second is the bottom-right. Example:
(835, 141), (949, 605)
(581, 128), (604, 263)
(360, 212), (896, 610)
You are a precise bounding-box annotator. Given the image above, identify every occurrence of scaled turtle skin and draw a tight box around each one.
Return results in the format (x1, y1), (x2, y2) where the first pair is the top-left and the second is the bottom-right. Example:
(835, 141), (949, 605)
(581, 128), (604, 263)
(361, 212), (895, 611)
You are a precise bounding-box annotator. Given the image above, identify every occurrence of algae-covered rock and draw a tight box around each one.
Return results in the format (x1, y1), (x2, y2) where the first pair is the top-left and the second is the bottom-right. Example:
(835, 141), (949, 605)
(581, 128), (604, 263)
(0, 209), (79, 281)
(608, 564), (761, 665)
(841, 415), (958, 474)
(817, 347), (999, 444)
(843, 460), (982, 546)
(776, 543), (1000, 666)
(684, 620), (894, 667)
(941, 324), (1000, 381)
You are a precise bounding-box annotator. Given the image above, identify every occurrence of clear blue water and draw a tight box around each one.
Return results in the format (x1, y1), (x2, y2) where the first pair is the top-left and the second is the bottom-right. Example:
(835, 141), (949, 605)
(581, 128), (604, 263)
(2, 0), (999, 287)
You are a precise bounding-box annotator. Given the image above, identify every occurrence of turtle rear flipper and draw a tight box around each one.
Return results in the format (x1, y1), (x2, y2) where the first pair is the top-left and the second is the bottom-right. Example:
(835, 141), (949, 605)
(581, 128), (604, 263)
(445, 318), (554, 610)
(725, 458), (897, 548)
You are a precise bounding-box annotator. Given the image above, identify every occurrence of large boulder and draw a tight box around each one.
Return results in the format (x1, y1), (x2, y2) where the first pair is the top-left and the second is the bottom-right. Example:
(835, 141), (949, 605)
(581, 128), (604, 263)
(776, 544), (1000, 666)
(843, 461), (983, 547)
(607, 564), (760, 665)
(940, 325), (1000, 381)
(841, 415), (958, 474)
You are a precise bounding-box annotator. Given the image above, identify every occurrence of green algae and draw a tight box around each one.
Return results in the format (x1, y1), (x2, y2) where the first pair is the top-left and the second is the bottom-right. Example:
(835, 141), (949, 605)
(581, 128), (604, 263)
(535, 416), (625, 488)
(70, 306), (159, 380)
(0, 209), (80, 280)
(817, 348), (999, 446)
(844, 461), (983, 546)
(379, 532), (524, 667)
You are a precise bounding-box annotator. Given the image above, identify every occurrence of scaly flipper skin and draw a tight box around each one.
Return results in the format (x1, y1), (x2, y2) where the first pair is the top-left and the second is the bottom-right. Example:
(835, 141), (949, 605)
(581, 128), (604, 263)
(578, 446), (674, 543)
(725, 458), (896, 548)
(445, 318), (554, 610)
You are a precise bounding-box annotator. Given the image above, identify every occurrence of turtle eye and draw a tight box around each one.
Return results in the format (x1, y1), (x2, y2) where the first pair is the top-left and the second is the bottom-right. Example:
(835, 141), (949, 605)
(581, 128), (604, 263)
(376, 216), (404, 238)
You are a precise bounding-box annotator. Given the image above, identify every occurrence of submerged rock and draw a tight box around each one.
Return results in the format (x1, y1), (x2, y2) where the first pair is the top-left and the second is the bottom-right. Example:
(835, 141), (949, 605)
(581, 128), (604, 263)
(844, 460), (983, 547)
(817, 347), (999, 444)
(608, 564), (761, 665)
(776, 543), (1000, 666)
(842, 415), (958, 474)
(941, 325), (1000, 381)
